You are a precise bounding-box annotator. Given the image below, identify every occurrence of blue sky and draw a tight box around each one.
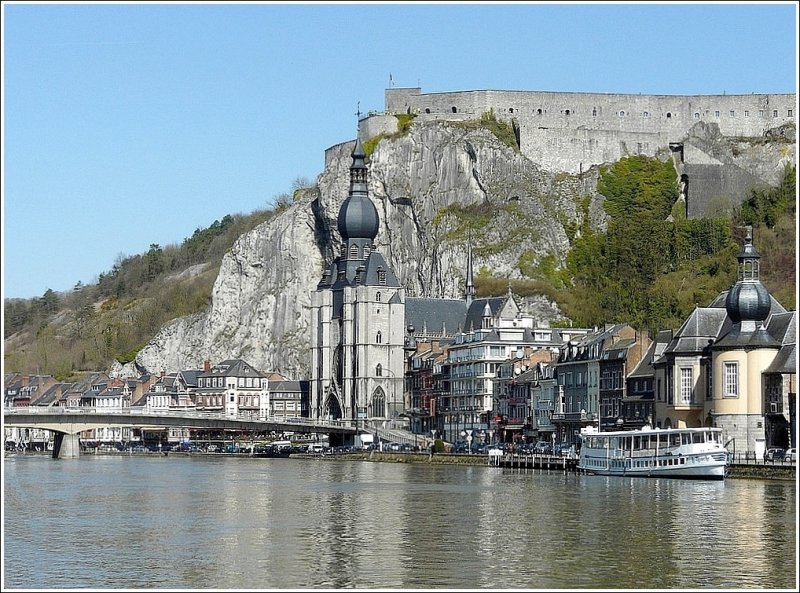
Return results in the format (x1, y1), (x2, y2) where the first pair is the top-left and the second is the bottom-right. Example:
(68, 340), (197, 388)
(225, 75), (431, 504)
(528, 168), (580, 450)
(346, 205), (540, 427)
(2, 1), (797, 300)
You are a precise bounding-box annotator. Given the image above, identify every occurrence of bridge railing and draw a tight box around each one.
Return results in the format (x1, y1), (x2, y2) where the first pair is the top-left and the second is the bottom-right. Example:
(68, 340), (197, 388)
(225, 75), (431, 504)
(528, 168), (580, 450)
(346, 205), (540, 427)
(3, 406), (359, 430)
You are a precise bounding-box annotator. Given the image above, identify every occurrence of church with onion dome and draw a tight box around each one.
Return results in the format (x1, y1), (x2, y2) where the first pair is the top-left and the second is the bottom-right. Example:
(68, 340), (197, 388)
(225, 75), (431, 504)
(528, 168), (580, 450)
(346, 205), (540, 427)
(309, 137), (407, 426)
(653, 227), (796, 455)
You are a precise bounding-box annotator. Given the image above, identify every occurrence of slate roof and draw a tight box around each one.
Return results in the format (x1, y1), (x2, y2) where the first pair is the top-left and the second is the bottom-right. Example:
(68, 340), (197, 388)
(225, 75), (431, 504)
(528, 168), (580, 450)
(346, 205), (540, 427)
(600, 338), (636, 361)
(663, 307), (729, 355)
(33, 383), (74, 406)
(630, 330), (672, 377)
(406, 297), (467, 336)
(764, 344), (796, 374)
(707, 289), (787, 315)
(198, 359), (266, 378)
(464, 297), (506, 332)
(269, 380), (304, 392)
(763, 312), (797, 374)
(766, 311), (796, 344)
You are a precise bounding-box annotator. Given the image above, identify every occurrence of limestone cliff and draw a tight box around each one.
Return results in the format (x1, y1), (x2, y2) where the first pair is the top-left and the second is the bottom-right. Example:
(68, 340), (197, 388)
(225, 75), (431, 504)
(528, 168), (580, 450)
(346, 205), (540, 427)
(123, 117), (794, 380)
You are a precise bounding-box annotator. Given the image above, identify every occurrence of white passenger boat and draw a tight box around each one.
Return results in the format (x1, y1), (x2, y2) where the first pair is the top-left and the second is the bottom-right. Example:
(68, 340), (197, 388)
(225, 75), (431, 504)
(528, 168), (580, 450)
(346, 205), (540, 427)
(578, 426), (728, 480)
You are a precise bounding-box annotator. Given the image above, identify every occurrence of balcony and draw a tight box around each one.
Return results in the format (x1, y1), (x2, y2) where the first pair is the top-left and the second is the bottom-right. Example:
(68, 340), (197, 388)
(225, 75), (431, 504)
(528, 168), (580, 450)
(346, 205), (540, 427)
(550, 411), (597, 423)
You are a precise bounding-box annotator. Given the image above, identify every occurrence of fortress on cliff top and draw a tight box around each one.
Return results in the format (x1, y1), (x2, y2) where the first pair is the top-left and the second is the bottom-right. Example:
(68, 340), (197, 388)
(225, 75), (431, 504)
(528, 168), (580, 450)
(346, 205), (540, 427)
(355, 87), (796, 218)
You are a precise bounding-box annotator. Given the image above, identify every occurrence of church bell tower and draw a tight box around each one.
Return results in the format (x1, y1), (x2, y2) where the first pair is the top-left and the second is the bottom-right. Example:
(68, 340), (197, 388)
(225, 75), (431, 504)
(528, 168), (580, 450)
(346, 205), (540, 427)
(309, 135), (406, 427)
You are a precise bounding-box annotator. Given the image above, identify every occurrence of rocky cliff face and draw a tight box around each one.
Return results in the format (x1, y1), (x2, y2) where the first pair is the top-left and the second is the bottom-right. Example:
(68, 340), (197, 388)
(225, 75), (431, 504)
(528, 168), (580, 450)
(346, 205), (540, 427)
(124, 120), (589, 378)
(122, 118), (794, 380)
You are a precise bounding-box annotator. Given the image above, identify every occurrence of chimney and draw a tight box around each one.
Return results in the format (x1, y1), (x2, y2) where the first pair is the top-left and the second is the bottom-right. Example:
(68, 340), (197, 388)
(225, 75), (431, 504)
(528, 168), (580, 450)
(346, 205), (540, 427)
(204, 360), (211, 372)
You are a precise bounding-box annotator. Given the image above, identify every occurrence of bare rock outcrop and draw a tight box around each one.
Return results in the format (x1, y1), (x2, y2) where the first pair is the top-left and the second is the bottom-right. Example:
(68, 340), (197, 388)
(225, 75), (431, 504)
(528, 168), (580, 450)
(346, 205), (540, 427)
(124, 117), (793, 379)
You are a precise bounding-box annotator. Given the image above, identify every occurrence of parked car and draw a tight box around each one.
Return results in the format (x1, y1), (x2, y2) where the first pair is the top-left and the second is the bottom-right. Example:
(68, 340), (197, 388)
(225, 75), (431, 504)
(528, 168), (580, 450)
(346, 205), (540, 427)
(765, 448), (785, 461)
(784, 448), (796, 462)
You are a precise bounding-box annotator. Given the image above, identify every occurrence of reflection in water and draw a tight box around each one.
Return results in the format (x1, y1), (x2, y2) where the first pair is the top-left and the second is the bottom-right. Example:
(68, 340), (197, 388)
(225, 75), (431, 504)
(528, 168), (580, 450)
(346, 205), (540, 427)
(2, 455), (796, 589)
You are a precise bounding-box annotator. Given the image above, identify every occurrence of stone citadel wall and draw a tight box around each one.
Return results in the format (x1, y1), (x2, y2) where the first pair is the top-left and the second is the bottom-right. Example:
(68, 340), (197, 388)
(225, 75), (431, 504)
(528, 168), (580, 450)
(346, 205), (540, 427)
(383, 87), (796, 174)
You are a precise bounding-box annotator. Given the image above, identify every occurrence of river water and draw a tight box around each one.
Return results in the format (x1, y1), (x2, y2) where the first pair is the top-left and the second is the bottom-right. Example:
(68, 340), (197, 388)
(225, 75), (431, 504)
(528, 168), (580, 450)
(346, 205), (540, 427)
(2, 453), (796, 590)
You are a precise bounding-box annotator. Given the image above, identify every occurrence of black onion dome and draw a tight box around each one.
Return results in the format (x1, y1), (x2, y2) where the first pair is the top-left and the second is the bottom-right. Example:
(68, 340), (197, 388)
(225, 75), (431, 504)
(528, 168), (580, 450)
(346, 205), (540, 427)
(725, 282), (771, 323)
(337, 138), (379, 240)
(725, 227), (771, 323)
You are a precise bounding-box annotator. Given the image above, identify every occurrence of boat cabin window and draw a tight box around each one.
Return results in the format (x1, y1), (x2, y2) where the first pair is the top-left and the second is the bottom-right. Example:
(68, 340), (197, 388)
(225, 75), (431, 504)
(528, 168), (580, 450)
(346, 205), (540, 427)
(692, 433), (704, 444)
(670, 434), (681, 447)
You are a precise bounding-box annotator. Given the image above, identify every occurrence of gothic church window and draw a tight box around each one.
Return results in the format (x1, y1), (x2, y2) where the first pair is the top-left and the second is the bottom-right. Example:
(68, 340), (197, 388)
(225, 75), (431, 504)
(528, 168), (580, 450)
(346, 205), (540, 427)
(376, 364), (382, 377)
(376, 331), (382, 344)
(666, 112), (672, 119)
(376, 292), (381, 302)
(592, 107), (597, 116)
(452, 106), (457, 113)
(370, 388), (386, 417)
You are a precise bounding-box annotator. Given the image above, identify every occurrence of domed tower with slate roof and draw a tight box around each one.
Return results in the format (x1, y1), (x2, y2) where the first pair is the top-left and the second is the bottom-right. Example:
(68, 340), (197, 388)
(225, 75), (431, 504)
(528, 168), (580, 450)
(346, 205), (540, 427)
(310, 135), (406, 431)
(709, 227), (786, 454)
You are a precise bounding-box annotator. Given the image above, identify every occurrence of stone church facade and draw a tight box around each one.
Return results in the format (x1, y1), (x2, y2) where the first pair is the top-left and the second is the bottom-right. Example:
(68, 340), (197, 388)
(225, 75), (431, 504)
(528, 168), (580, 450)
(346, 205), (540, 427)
(309, 139), (406, 425)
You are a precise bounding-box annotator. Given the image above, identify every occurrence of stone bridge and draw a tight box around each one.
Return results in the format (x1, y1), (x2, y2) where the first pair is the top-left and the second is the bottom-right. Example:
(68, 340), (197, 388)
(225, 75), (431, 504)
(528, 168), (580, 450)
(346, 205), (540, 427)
(2, 408), (358, 459)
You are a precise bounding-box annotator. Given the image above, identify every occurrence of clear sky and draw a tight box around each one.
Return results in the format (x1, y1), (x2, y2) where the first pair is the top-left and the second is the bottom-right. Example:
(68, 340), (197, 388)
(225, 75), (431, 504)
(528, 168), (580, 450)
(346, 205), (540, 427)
(2, 1), (797, 300)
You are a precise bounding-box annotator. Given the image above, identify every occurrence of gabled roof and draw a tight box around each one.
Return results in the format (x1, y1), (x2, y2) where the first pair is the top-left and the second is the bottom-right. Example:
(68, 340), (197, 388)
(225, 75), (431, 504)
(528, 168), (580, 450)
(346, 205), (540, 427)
(464, 297), (506, 331)
(178, 369), (201, 387)
(199, 359), (266, 378)
(32, 383), (74, 406)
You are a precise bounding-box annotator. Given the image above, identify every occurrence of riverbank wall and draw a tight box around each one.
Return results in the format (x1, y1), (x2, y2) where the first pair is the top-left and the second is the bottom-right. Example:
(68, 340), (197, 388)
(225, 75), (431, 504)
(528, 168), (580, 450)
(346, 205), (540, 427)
(312, 451), (796, 481)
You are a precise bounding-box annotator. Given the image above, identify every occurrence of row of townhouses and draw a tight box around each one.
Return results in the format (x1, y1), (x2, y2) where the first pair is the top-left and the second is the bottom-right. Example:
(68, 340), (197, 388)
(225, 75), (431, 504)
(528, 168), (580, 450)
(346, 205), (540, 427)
(402, 229), (795, 456)
(4, 360), (308, 449)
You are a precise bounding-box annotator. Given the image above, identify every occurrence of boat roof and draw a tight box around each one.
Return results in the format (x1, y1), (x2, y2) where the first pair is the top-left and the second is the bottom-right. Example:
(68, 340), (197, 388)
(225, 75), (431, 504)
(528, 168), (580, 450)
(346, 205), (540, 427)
(580, 426), (722, 437)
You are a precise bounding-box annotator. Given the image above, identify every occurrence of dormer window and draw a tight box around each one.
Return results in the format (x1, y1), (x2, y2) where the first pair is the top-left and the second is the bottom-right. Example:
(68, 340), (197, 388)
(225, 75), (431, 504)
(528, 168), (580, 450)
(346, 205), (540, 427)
(378, 270), (387, 285)
(349, 245), (359, 259)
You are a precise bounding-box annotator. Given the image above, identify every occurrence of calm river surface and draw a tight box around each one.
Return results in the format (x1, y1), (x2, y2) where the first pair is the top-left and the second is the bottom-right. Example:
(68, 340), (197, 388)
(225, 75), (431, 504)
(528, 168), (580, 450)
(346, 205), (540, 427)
(2, 454), (797, 590)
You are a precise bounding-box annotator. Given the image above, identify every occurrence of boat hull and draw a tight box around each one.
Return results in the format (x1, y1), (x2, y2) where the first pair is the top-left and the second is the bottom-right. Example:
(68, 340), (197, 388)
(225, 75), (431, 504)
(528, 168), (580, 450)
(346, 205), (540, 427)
(578, 427), (728, 480)
(578, 460), (726, 480)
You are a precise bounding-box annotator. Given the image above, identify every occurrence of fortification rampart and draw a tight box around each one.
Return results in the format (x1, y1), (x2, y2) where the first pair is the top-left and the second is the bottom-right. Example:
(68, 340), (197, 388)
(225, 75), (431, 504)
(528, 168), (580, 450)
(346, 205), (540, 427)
(384, 87), (796, 174)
